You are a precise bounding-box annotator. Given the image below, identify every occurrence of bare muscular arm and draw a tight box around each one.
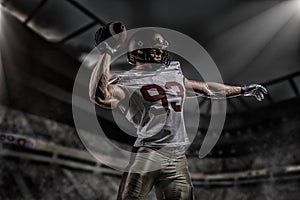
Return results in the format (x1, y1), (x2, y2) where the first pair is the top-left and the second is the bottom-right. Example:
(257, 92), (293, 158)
(184, 78), (241, 98)
(89, 53), (125, 109)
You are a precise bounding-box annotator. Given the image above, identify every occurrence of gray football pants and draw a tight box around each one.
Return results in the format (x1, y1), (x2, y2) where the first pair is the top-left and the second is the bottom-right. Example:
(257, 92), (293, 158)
(117, 147), (194, 200)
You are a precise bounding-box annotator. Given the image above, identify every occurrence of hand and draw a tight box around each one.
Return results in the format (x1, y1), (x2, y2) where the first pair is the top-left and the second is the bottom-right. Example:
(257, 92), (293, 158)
(95, 22), (127, 54)
(241, 84), (268, 101)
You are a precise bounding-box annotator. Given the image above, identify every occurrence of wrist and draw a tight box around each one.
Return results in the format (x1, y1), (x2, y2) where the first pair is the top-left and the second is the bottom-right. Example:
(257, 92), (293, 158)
(240, 85), (247, 94)
(97, 42), (116, 55)
(98, 48), (113, 56)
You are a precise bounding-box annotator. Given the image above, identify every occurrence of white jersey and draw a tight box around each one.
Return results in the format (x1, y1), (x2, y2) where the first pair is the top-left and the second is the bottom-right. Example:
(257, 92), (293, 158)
(115, 61), (190, 150)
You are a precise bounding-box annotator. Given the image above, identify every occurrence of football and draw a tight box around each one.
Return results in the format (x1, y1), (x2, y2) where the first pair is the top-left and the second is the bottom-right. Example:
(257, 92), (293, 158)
(95, 21), (127, 49)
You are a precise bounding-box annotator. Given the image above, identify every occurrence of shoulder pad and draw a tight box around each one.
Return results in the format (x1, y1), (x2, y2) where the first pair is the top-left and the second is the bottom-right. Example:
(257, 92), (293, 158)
(169, 61), (180, 67)
(167, 61), (181, 70)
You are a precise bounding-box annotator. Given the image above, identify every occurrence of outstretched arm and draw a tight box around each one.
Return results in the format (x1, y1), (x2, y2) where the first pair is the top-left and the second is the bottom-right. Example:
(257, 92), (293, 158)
(185, 79), (241, 97)
(184, 78), (268, 101)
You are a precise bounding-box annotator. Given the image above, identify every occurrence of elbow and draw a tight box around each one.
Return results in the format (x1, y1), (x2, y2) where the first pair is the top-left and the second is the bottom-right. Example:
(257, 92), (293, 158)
(89, 90), (104, 105)
(91, 92), (114, 109)
(90, 87), (106, 102)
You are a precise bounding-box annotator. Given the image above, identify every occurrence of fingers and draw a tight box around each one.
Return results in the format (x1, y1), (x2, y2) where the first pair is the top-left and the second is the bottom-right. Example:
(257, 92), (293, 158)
(257, 85), (268, 94)
(254, 92), (261, 101)
(258, 91), (264, 101)
(252, 85), (267, 101)
(254, 90), (265, 101)
(259, 91), (265, 101)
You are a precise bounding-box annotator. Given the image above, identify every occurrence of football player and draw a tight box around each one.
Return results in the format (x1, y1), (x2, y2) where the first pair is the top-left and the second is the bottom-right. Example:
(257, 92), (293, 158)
(89, 23), (268, 200)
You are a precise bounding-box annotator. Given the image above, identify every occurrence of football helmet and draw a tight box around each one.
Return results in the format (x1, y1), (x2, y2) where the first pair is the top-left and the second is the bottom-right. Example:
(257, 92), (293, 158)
(127, 29), (171, 66)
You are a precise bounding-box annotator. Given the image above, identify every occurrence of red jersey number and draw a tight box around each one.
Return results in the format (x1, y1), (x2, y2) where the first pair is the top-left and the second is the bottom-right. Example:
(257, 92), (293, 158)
(140, 82), (184, 112)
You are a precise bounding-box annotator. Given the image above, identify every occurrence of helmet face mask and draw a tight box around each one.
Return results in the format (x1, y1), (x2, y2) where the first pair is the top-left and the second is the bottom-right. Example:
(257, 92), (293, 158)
(127, 30), (171, 66)
(148, 49), (163, 63)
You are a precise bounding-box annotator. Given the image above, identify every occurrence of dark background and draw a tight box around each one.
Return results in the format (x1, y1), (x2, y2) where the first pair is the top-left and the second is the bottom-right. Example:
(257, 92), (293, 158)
(0, 0), (300, 199)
